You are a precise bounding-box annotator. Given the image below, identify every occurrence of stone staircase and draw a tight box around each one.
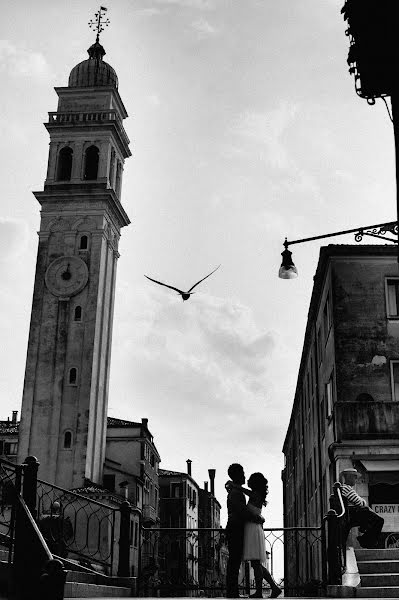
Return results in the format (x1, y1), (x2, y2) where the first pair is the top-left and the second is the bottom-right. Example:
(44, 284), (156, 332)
(0, 548), (135, 598)
(356, 547), (399, 598)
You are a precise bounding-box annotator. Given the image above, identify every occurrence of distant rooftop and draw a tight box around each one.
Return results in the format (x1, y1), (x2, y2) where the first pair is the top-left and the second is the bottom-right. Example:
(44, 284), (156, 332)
(159, 468), (186, 477)
(107, 417), (142, 428)
(0, 412), (19, 435)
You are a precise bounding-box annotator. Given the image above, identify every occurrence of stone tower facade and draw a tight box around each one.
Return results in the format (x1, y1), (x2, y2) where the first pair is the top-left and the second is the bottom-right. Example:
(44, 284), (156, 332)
(17, 38), (131, 489)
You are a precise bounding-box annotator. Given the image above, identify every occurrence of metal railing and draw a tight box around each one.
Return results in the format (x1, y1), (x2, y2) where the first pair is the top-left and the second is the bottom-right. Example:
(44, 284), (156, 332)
(47, 110), (130, 145)
(0, 458), (22, 564)
(140, 525), (326, 597)
(0, 457), (136, 578)
(36, 478), (118, 573)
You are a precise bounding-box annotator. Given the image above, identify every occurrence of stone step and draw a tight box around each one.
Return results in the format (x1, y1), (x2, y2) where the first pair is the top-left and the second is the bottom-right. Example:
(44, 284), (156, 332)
(356, 548), (399, 561)
(358, 559), (399, 574)
(64, 582), (131, 598)
(357, 587), (399, 598)
(360, 573), (399, 587)
(66, 571), (98, 584)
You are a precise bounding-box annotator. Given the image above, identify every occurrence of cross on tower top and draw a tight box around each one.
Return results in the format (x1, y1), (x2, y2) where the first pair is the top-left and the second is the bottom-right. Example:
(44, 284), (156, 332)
(88, 6), (110, 43)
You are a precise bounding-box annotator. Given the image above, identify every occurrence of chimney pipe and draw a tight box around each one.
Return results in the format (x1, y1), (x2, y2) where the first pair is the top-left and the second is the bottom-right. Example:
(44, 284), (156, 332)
(204, 482), (208, 492)
(141, 418), (148, 428)
(208, 469), (216, 496)
(186, 459), (192, 476)
(12, 411), (18, 424)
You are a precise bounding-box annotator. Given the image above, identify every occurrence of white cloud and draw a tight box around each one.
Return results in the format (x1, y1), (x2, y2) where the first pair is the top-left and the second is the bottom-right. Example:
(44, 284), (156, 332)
(190, 17), (219, 38)
(0, 40), (50, 80)
(112, 285), (289, 452)
(148, 93), (161, 107)
(0, 218), (30, 262)
(234, 103), (298, 169)
(154, 0), (215, 8)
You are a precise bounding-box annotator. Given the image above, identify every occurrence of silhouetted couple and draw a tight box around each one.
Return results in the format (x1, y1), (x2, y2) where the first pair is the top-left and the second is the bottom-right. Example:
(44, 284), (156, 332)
(225, 463), (281, 599)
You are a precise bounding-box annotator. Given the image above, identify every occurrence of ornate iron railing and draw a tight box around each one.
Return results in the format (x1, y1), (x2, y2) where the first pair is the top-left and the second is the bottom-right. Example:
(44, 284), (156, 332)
(36, 478), (118, 574)
(140, 526), (326, 597)
(0, 458), (22, 564)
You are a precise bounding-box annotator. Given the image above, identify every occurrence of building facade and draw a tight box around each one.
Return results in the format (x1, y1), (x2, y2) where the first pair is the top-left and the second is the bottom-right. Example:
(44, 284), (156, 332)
(104, 416), (161, 525)
(17, 35), (131, 489)
(198, 470), (228, 593)
(157, 462), (200, 592)
(282, 245), (399, 582)
(0, 412), (19, 462)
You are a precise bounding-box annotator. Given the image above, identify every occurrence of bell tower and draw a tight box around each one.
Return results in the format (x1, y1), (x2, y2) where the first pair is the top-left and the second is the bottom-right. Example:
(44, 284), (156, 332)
(17, 9), (131, 489)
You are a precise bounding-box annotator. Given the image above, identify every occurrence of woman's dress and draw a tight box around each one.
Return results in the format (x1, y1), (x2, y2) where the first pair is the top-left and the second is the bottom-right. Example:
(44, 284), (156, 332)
(242, 503), (266, 562)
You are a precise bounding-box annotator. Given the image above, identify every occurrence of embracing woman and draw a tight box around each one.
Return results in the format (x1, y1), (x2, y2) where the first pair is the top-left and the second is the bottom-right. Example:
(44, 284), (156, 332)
(226, 472), (281, 599)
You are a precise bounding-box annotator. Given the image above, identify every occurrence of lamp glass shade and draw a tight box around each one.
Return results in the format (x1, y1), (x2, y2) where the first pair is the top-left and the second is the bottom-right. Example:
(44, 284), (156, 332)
(278, 247), (298, 279)
(278, 264), (298, 279)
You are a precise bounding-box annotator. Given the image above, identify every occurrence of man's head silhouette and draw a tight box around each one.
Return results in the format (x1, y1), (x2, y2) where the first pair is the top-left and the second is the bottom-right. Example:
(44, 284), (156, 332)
(228, 463), (245, 485)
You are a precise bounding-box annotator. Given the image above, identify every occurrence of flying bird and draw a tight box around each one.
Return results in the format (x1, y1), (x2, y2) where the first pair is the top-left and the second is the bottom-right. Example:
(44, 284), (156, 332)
(144, 265), (221, 301)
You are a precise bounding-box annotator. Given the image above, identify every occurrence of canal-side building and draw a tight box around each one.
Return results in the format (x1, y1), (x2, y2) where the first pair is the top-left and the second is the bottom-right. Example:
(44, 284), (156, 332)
(198, 469), (228, 593)
(158, 461), (200, 592)
(282, 245), (399, 585)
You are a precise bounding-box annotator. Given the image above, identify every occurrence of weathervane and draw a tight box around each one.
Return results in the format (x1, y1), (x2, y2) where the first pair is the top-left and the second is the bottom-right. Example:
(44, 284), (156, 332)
(88, 6), (110, 43)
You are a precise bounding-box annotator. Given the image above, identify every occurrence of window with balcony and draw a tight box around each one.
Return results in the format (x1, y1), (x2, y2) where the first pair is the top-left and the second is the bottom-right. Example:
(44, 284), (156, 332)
(390, 360), (399, 401)
(171, 483), (180, 498)
(3, 442), (17, 456)
(386, 279), (399, 318)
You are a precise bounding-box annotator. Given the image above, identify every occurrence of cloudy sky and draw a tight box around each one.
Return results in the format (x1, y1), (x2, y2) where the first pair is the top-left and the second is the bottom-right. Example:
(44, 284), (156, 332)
(0, 0), (396, 537)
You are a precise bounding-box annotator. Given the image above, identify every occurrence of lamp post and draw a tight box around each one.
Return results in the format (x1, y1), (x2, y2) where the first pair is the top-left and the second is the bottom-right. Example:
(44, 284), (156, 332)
(279, 219), (398, 279)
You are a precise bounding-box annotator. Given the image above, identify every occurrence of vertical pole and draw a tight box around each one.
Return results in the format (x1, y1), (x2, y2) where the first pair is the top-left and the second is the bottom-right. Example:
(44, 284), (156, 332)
(391, 93), (399, 260)
(22, 456), (39, 521)
(118, 500), (131, 577)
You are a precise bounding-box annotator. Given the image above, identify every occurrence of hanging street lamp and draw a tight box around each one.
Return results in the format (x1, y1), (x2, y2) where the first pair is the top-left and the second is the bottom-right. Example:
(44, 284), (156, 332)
(279, 220), (399, 279)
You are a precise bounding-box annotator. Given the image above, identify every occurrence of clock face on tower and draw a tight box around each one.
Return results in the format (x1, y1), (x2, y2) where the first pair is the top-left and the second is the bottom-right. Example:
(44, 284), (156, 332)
(45, 256), (89, 297)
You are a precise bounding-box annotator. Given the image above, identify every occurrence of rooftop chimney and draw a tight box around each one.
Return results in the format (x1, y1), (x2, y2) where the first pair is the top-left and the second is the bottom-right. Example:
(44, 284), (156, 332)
(204, 481), (208, 492)
(186, 459), (192, 476)
(208, 469), (216, 496)
(141, 418), (148, 428)
(12, 411), (18, 424)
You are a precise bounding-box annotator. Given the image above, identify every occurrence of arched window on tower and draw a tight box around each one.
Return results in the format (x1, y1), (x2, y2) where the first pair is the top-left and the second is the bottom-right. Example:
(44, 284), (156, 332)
(74, 306), (82, 322)
(84, 145), (99, 180)
(79, 235), (88, 250)
(69, 367), (77, 385)
(57, 147), (73, 181)
(63, 431), (72, 449)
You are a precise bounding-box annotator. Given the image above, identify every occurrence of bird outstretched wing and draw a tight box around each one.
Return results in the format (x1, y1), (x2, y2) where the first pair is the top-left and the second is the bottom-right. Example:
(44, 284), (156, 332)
(144, 275), (185, 295)
(187, 265), (221, 292)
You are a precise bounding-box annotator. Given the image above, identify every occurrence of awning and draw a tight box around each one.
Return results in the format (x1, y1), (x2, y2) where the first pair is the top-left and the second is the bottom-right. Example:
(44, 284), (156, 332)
(360, 460), (399, 472)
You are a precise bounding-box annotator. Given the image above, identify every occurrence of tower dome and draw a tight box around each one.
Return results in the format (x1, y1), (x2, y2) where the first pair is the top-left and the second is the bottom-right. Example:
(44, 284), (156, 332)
(68, 40), (118, 88)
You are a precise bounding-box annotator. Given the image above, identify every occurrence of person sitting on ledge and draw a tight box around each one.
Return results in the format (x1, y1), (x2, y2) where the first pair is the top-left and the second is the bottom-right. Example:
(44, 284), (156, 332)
(338, 468), (384, 549)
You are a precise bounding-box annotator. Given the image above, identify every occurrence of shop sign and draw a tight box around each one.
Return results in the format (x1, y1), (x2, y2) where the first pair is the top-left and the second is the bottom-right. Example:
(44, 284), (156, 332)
(371, 504), (399, 532)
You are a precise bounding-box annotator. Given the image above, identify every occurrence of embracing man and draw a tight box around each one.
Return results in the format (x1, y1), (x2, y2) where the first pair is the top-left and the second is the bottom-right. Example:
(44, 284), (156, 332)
(225, 463), (264, 598)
